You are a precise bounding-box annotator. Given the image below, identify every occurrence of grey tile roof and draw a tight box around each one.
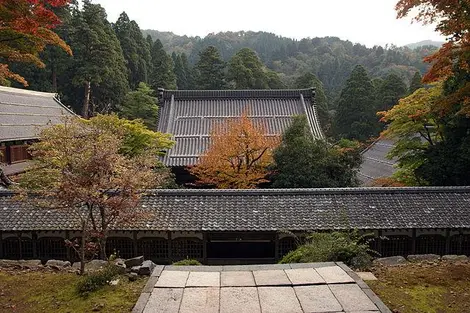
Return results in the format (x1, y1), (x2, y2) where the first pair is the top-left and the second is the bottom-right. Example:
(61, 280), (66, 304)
(358, 138), (397, 186)
(0, 86), (75, 142)
(1, 187), (469, 232)
(157, 89), (324, 167)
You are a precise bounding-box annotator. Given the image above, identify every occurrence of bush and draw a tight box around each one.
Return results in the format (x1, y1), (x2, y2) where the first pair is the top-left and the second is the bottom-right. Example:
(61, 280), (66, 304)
(75, 264), (121, 296)
(172, 259), (202, 266)
(279, 231), (377, 270)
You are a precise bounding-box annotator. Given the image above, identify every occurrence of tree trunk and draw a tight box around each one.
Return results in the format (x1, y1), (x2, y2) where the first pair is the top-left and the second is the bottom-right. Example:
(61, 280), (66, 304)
(82, 81), (91, 119)
(80, 232), (86, 275)
(99, 237), (107, 260)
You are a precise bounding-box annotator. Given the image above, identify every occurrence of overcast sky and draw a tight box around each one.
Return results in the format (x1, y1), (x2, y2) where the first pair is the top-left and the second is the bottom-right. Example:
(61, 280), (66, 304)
(92, 0), (444, 47)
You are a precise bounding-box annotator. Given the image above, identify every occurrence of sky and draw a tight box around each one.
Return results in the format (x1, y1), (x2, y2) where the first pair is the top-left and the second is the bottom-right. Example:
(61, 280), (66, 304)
(92, 0), (444, 47)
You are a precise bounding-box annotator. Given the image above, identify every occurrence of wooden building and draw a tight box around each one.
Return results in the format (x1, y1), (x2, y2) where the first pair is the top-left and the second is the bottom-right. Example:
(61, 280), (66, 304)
(0, 86), (74, 183)
(1, 187), (469, 264)
(156, 88), (324, 183)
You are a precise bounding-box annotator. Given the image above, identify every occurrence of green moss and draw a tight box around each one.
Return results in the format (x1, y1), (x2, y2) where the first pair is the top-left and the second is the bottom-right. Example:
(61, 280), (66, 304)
(0, 271), (146, 313)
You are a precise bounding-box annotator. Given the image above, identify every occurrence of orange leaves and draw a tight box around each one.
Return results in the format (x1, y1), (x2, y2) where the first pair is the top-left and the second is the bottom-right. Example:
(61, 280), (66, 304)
(189, 111), (280, 189)
(0, 0), (71, 85)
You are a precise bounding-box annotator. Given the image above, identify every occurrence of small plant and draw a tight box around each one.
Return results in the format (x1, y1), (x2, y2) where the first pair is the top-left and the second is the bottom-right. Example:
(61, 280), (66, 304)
(75, 265), (121, 296)
(279, 231), (377, 270)
(172, 259), (202, 266)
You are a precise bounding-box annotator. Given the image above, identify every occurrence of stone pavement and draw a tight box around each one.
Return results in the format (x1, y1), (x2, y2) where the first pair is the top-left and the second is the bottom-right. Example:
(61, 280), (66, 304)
(133, 262), (391, 313)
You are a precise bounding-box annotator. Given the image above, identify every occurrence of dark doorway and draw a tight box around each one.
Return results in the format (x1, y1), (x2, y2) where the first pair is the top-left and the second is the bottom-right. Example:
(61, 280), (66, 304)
(206, 232), (276, 264)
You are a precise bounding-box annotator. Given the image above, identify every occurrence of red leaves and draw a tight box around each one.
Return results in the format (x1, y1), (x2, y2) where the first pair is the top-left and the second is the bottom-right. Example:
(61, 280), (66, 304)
(0, 0), (71, 85)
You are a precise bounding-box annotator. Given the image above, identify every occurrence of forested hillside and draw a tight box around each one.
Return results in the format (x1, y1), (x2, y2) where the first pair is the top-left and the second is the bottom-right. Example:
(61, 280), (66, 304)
(143, 29), (436, 101)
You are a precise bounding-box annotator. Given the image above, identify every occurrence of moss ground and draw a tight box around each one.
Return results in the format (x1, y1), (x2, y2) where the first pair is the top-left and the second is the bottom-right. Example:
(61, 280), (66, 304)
(368, 261), (470, 313)
(0, 268), (146, 313)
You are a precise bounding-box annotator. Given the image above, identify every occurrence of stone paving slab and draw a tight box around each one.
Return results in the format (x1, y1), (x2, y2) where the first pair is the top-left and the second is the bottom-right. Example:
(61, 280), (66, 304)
(186, 271), (220, 287)
(316, 266), (355, 284)
(220, 287), (261, 313)
(356, 272), (378, 281)
(179, 287), (219, 313)
(258, 286), (303, 313)
(285, 268), (326, 285)
(329, 284), (378, 312)
(155, 270), (189, 288)
(143, 288), (183, 313)
(136, 263), (391, 313)
(253, 269), (291, 286)
(165, 265), (224, 272)
(221, 271), (256, 287)
(289, 262), (336, 269)
(294, 285), (342, 312)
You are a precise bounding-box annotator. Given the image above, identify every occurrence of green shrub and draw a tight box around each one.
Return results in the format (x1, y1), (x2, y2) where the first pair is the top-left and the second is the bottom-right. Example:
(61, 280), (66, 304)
(279, 231), (377, 270)
(172, 259), (202, 266)
(75, 264), (121, 296)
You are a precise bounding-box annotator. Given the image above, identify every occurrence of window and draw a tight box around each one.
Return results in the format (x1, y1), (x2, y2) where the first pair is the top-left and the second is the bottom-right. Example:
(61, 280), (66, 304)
(38, 237), (67, 260)
(172, 238), (203, 260)
(380, 235), (411, 257)
(106, 237), (134, 259)
(278, 237), (296, 259)
(138, 238), (168, 260)
(416, 235), (446, 255)
(3, 237), (33, 259)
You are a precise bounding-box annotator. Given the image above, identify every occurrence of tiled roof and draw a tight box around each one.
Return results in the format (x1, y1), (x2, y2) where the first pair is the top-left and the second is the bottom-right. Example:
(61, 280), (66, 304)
(156, 89), (324, 167)
(1, 187), (469, 232)
(0, 86), (75, 142)
(358, 138), (397, 186)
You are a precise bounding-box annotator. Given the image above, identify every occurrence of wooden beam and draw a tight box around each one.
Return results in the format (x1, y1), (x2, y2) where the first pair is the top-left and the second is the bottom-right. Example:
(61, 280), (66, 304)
(411, 229), (416, 255)
(32, 231), (37, 259)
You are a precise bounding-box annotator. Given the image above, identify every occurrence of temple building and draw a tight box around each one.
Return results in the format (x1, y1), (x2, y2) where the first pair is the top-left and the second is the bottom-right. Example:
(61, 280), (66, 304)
(1, 187), (469, 264)
(156, 88), (323, 183)
(0, 86), (74, 185)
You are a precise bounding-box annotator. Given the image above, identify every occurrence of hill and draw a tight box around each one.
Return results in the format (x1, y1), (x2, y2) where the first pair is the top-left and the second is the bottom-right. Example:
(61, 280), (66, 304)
(142, 30), (437, 103)
(405, 40), (443, 49)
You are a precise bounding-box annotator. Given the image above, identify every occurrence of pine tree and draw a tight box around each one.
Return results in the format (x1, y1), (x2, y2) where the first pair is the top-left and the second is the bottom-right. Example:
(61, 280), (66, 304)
(194, 46), (227, 90)
(181, 53), (194, 89)
(335, 65), (377, 141)
(272, 115), (361, 188)
(408, 71), (423, 94)
(149, 39), (176, 90)
(114, 12), (152, 89)
(227, 48), (269, 89)
(174, 54), (188, 89)
(69, 0), (129, 118)
(118, 82), (158, 129)
(376, 73), (408, 111)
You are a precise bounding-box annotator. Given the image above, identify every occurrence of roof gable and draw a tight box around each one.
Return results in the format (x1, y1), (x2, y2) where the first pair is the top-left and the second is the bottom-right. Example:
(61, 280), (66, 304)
(0, 86), (75, 142)
(157, 89), (323, 166)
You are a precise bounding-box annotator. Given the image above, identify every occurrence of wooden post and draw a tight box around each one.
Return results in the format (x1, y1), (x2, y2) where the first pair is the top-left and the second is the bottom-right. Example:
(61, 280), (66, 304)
(65, 230), (71, 261)
(459, 230), (463, 255)
(17, 232), (22, 259)
(133, 231), (138, 257)
(411, 229), (417, 255)
(445, 229), (451, 255)
(32, 231), (38, 259)
(274, 233), (280, 262)
(0, 231), (3, 259)
(202, 233), (208, 264)
(377, 230), (382, 256)
(167, 232), (172, 263)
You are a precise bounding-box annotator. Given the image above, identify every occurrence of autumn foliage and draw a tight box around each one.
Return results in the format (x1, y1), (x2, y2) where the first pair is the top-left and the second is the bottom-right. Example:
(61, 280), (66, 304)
(190, 112), (280, 189)
(395, 0), (470, 115)
(0, 0), (72, 85)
